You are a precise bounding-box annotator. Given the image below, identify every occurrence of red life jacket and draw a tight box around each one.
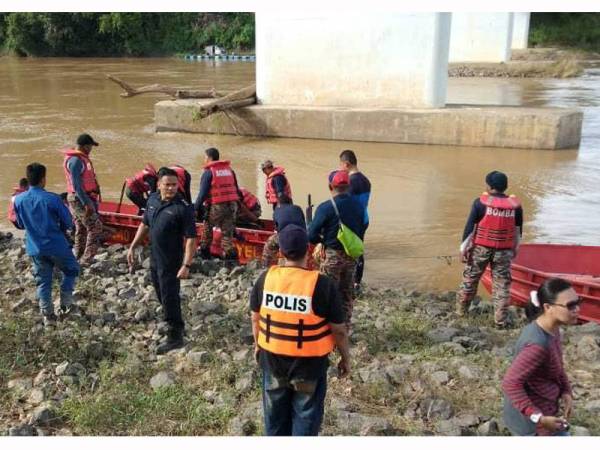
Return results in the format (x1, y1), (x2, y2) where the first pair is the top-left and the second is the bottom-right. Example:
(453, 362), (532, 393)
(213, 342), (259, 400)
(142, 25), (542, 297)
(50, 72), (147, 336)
(204, 160), (239, 205)
(473, 193), (521, 249)
(169, 165), (188, 196)
(126, 164), (157, 195)
(240, 187), (259, 211)
(265, 166), (292, 205)
(62, 148), (100, 201)
(7, 186), (27, 225)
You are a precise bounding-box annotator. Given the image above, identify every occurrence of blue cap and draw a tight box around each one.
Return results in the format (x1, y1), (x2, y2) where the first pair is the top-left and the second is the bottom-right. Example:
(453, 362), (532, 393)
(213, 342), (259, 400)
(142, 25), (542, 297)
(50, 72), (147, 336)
(278, 224), (308, 259)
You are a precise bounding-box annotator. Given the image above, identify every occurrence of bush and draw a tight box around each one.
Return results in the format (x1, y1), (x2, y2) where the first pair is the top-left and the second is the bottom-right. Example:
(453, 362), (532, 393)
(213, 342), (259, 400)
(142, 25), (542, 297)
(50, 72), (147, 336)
(530, 13), (600, 51)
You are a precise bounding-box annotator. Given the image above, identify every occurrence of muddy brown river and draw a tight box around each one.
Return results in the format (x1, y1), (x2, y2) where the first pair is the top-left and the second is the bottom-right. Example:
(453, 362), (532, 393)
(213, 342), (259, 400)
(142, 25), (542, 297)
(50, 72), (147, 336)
(1, 57), (599, 291)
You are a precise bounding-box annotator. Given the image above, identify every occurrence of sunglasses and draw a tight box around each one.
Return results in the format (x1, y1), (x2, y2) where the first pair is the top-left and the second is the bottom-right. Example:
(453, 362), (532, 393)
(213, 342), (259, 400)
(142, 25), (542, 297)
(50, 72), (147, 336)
(551, 299), (582, 311)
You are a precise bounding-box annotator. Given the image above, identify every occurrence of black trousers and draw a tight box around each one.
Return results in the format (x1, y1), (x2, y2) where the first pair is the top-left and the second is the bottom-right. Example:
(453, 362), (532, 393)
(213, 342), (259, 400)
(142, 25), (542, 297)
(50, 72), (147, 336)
(150, 264), (184, 332)
(354, 222), (369, 285)
(126, 188), (147, 214)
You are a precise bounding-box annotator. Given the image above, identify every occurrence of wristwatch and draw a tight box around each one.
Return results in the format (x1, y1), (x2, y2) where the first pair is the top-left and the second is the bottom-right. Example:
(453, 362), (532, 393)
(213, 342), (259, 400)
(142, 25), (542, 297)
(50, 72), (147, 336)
(529, 413), (543, 424)
(183, 264), (192, 269)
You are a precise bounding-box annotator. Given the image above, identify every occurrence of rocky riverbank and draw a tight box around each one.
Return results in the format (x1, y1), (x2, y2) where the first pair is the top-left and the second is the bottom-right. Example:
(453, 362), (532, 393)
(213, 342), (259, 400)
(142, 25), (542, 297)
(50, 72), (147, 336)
(0, 231), (599, 436)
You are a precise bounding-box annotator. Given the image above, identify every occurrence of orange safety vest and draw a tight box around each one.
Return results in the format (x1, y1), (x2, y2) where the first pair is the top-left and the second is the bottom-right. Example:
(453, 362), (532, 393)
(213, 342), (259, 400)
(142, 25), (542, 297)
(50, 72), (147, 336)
(7, 186), (27, 225)
(62, 148), (100, 200)
(265, 166), (292, 205)
(473, 193), (521, 249)
(258, 266), (335, 357)
(204, 160), (239, 205)
(240, 187), (259, 211)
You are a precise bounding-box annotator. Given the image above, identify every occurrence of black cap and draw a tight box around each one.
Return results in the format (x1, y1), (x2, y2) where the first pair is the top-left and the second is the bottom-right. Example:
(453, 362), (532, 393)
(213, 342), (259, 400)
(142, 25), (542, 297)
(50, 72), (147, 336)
(485, 171), (508, 192)
(278, 224), (308, 260)
(76, 133), (99, 147)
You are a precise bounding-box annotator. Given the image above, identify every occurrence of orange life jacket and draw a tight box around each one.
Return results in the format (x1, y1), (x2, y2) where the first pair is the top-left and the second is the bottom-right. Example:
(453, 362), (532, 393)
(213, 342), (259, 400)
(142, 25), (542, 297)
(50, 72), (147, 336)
(265, 166), (292, 205)
(258, 266), (335, 357)
(240, 187), (259, 211)
(204, 160), (239, 205)
(169, 165), (188, 197)
(62, 148), (100, 201)
(126, 164), (157, 195)
(7, 186), (27, 225)
(473, 193), (521, 249)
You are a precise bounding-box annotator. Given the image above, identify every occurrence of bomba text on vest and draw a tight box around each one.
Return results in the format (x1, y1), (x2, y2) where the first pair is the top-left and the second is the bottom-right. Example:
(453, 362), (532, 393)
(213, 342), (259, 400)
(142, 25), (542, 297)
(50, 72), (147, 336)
(486, 207), (516, 218)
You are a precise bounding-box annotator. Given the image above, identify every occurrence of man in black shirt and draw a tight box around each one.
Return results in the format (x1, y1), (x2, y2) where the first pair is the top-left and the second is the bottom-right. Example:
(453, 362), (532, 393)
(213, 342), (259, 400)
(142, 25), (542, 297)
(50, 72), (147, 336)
(250, 224), (350, 436)
(128, 167), (197, 354)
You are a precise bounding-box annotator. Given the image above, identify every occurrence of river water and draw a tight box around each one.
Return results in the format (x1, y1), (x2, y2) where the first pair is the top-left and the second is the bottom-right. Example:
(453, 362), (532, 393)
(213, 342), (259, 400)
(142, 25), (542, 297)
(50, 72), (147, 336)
(1, 57), (599, 291)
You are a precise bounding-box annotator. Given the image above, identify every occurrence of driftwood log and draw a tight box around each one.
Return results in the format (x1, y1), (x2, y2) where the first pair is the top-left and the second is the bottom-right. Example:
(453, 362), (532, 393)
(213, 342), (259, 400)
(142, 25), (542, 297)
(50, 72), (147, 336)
(106, 75), (225, 99)
(195, 84), (256, 119)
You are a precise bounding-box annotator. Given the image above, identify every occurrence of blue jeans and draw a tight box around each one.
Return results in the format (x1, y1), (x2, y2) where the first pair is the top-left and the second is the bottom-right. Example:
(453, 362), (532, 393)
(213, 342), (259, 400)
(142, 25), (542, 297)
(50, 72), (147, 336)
(261, 368), (327, 436)
(31, 252), (80, 315)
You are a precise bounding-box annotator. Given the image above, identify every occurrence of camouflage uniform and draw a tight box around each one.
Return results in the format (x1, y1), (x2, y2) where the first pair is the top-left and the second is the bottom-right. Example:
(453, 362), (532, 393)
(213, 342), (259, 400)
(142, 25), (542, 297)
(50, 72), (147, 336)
(67, 194), (103, 264)
(320, 248), (356, 329)
(261, 233), (282, 267)
(456, 244), (513, 326)
(202, 201), (238, 257)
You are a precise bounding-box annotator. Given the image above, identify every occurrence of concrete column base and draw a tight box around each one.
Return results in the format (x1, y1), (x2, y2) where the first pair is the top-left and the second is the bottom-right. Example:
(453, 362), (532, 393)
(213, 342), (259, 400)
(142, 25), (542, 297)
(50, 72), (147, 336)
(155, 100), (582, 150)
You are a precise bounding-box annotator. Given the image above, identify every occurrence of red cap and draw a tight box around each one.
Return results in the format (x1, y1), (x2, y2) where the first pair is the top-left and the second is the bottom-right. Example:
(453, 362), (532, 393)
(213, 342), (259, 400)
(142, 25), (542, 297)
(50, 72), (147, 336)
(329, 170), (350, 187)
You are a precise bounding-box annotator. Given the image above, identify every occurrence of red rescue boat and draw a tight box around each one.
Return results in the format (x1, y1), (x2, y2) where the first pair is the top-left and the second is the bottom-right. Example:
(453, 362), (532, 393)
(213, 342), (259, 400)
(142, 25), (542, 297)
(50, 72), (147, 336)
(98, 201), (276, 264)
(481, 243), (600, 324)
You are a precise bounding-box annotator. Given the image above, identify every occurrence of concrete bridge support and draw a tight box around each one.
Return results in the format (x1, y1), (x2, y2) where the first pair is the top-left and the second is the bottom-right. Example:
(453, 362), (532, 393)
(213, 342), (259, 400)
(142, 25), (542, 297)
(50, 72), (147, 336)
(511, 13), (531, 49)
(255, 12), (452, 108)
(449, 13), (514, 63)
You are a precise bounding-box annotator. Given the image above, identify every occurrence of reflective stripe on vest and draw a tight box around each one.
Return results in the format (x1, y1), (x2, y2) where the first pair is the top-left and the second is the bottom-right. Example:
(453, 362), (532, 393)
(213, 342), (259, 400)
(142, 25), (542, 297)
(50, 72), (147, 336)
(258, 266), (335, 357)
(240, 187), (259, 210)
(169, 165), (188, 196)
(61, 149), (100, 199)
(7, 187), (26, 224)
(265, 166), (292, 204)
(473, 193), (520, 249)
(205, 161), (239, 204)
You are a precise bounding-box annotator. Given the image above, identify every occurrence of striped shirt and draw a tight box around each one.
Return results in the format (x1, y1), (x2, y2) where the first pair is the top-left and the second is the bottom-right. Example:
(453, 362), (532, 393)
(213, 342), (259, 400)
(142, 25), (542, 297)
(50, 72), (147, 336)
(502, 322), (571, 436)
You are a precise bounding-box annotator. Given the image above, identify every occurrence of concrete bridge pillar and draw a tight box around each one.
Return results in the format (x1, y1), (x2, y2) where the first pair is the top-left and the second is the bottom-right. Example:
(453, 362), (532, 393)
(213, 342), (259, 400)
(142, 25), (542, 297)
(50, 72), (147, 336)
(449, 13), (514, 63)
(511, 13), (531, 49)
(255, 12), (452, 108)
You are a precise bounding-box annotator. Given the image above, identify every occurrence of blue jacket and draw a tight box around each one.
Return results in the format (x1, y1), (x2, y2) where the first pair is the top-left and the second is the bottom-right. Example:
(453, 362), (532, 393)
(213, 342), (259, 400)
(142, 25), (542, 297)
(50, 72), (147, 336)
(14, 186), (73, 257)
(308, 193), (366, 251)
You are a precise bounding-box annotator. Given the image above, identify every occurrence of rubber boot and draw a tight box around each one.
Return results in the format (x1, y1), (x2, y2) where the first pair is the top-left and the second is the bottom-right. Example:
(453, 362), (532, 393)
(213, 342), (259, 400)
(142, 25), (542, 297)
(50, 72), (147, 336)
(156, 327), (184, 355)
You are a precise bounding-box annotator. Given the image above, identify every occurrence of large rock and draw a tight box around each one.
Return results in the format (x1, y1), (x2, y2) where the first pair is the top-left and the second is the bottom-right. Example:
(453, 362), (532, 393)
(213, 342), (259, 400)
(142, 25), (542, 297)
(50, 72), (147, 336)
(477, 419), (499, 436)
(187, 351), (211, 366)
(336, 411), (394, 435)
(436, 420), (461, 436)
(29, 404), (56, 426)
(421, 398), (453, 420)
(191, 302), (227, 316)
(584, 399), (600, 413)
(575, 335), (600, 361)
(7, 378), (32, 392)
(8, 423), (36, 436)
(457, 365), (481, 380)
(430, 371), (450, 385)
(55, 361), (85, 377)
(572, 426), (590, 436)
(384, 364), (408, 385)
(427, 327), (459, 343)
(150, 371), (175, 390)
(27, 388), (45, 406)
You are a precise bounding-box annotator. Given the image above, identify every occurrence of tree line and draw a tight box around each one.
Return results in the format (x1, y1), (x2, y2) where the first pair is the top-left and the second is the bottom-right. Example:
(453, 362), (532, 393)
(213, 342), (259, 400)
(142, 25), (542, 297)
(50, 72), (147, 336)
(0, 13), (255, 57)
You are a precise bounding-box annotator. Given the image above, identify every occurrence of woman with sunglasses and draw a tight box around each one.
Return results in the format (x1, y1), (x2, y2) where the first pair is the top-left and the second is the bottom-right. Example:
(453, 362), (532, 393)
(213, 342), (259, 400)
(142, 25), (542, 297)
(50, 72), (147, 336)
(502, 277), (581, 436)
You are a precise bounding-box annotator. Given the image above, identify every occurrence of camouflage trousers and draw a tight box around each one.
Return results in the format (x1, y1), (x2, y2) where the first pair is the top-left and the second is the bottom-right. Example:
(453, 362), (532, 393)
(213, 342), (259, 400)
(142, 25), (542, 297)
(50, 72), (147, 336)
(320, 248), (356, 329)
(67, 194), (104, 264)
(202, 201), (238, 256)
(456, 244), (513, 326)
(262, 233), (283, 268)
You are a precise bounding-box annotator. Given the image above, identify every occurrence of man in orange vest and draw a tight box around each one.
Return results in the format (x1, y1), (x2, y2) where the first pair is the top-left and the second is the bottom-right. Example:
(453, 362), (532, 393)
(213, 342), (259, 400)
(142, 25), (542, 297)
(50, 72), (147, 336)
(168, 164), (192, 204)
(456, 171), (523, 328)
(194, 147), (241, 263)
(125, 164), (158, 214)
(250, 224), (350, 436)
(62, 133), (104, 265)
(261, 160), (292, 210)
(7, 178), (29, 228)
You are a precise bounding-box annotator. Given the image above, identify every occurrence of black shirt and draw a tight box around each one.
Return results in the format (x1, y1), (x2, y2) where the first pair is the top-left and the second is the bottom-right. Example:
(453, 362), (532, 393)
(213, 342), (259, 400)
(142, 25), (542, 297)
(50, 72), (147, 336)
(142, 192), (197, 270)
(273, 204), (306, 232)
(308, 193), (366, 250)
(250, 268), (345, 380)
(462, 193), (524, 242)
